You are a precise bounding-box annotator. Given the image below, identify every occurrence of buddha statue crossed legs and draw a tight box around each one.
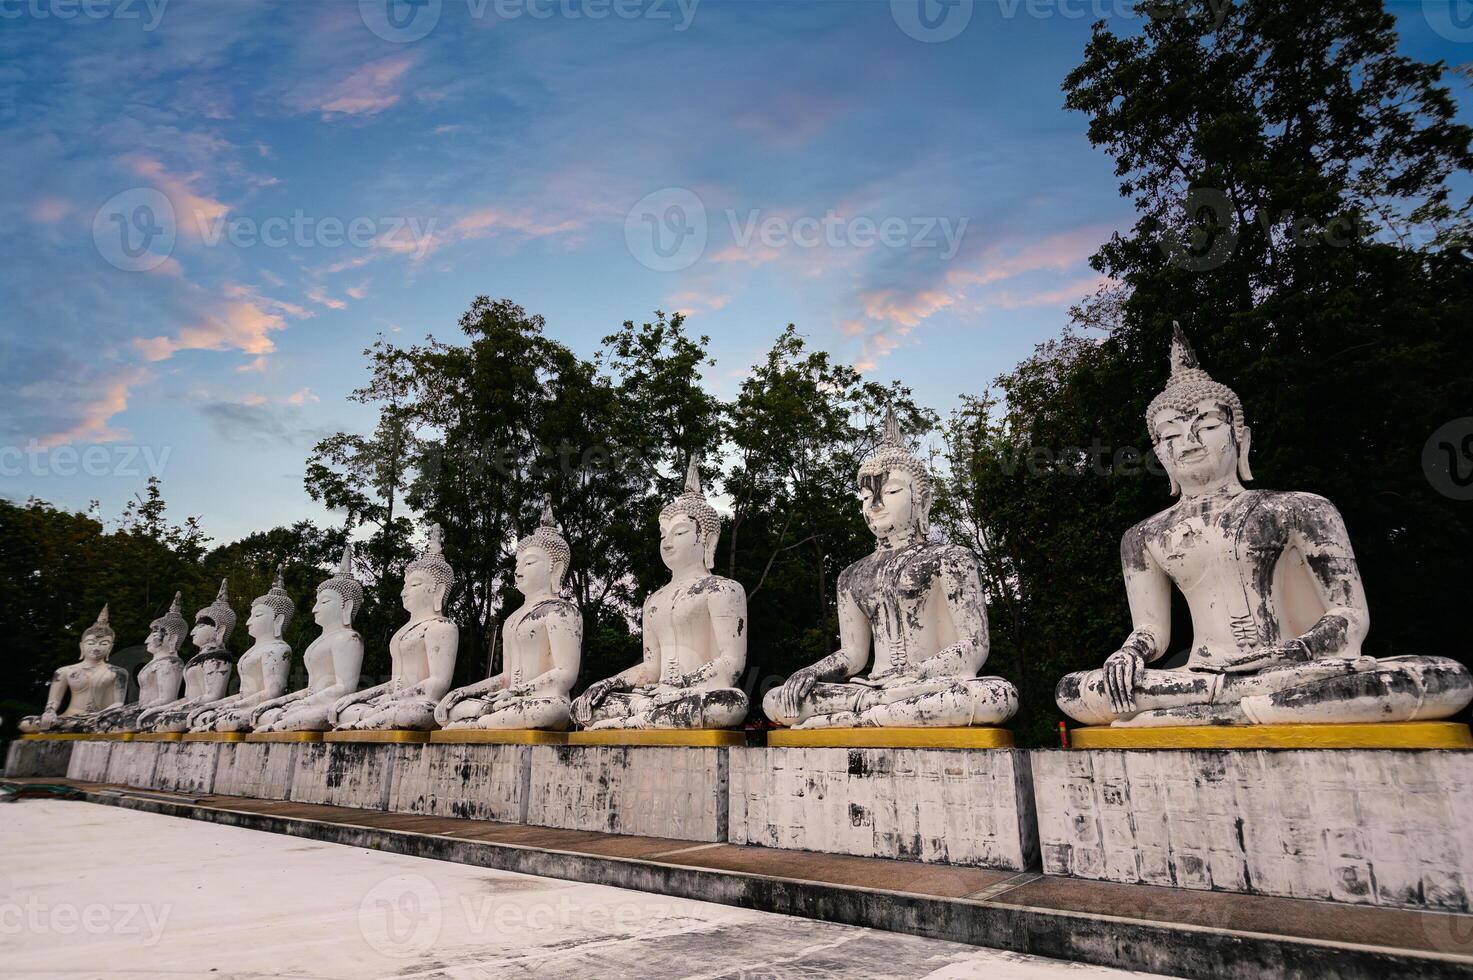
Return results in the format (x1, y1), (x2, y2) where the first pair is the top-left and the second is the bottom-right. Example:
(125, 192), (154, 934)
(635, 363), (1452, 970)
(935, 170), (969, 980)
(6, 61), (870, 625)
(139, 580), (238, 733)
(96, 593), (187, 733)
(437, 498), (581, 731)
(20, 605), (129, 734)
(1056, 325), (1473, 728)
(188, 568), (294, 733)
(765, 408), (1018, 729)
(571, 456), (749, 730)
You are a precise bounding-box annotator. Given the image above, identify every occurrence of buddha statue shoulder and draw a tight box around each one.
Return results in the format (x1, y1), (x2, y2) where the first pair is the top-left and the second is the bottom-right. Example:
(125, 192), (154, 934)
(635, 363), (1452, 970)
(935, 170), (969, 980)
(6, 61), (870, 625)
(96, 592), (187, 733)
(1055, 324), (1473, 728)
(331, 525), (458, 731)
(19, 605), (129, 734)
(189, 567), (295, 733)
(571, 455), (749, 730)
(764, 407), (1018, 729)
(138, 580), (238, 733)
(437, 497), (581, 731)
(252, 543), (365, 733)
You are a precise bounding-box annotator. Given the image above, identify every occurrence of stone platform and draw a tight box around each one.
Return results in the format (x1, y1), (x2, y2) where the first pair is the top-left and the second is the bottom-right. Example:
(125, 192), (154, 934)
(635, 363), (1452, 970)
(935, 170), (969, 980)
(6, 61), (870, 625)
(5, 738), (74, 777)
(730, 746), (1037, 871)
(527, 744), (729, 841)
(1033, 746), (1473, 913)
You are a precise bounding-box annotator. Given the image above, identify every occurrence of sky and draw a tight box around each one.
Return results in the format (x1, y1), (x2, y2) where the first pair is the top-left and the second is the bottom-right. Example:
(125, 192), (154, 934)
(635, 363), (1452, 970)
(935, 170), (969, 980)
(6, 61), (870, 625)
(3, 0), (1470, 544)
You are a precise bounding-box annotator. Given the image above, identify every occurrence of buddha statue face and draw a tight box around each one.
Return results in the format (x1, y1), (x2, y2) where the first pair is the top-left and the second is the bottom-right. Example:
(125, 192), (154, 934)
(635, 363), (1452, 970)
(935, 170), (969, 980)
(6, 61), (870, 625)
(313, 588), (349, 629)
(514, 544), (559, 598)
(401, 567), (446, 616)
(246, 600), (284, 641)
(79, 630), (114, 664)
(1151, 395), (1244, 495)
(145, 624), (175, 657)
(192, 616), (223, 650)
(859, 468), (921, 543)
(659, 513), (706, 574)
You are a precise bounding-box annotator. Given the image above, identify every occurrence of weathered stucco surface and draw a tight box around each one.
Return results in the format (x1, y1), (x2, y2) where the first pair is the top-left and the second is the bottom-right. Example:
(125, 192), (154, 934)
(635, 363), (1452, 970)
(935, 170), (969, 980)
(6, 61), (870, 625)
(289, 742), (398, 810)
(152, 742), (219, 794)
(729, 746), (1038, 870)
(105, 741), (161, 787)
(3, 740), (74, 777)
(65, 740), (113, 782)
(526, 745), (728, 842)
(1032, 747), (1473, 912)
(388, 743), (529, 823)
(213, 742), (298, 799)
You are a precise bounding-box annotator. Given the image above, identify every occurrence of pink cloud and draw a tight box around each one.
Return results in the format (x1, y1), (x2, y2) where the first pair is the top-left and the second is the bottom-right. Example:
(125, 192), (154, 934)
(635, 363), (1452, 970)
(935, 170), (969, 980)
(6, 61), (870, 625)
(29, 197), (73, 223)
(452, 208), (580, 240)
(133, 285), (309, 365)
(307, 287), (347, 310)
(667, 290), (731, 316)
(858, 288), (956, 329)
(34, 366), (149, 447)
(286, 387), (319, 406)
(311, 57), (414, 117)
(126, 155), (230, 242)
(708, 245), (783, 265)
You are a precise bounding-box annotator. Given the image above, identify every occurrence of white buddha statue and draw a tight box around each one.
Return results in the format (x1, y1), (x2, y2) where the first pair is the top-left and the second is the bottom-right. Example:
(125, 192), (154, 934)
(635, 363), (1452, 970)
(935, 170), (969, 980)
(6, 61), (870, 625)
(251, 544), (365, 733)
(331, 525), (458, 731)
(436, 497), (581, 731)
(571, 456), (749, 730)
(1056, 325), (1473, 728)
(764, 408), (1018, 729)
(19, 605), (129, 733)
(187, 567), (294, 733)
(138, 580), (237, 733)
(96, 592), (187, 732)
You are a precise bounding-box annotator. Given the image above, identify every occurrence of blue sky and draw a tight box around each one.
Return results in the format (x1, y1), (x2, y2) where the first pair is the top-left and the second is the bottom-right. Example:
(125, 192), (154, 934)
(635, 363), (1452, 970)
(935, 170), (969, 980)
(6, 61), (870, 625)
(3, 0), (1470, 544)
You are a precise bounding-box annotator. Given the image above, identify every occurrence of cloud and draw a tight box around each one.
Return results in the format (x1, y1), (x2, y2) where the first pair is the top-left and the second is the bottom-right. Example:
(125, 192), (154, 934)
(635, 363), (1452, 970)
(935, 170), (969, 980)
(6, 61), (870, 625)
(305, 57), (414, 118)
(451, 208), (580, 241)
(29, 197), (73, 223)
(667, 290), (731, 316)
(306, 286), (347, 310)
(27, 366), (150, 447)
(126, 155), (230, 242)
(345, 283), (368, 299)
(197, 397), (328, 449)
(133, 285), (310, 366)
(285, 387), (319, 405)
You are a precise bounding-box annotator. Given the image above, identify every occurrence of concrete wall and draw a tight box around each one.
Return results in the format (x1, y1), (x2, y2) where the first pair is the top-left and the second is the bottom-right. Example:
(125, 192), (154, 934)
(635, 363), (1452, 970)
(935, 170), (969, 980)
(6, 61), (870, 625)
(388, 743), (530, 823)
(1032, 748), (1473, 913)
(526, 745), (728, 842)
(66, 740), (113, 782)
(730, 746), (1038, 871)
(214, 743), (299, 800)
(288, 742), (398, 810)
(4, 740), (74, 777)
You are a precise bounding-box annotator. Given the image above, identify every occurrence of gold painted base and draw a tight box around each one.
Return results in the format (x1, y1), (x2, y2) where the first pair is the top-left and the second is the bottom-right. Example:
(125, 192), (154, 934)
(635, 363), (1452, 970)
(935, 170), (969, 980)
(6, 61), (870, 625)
(244, 731), (324, 743)
(181, 731), (245, 742)
(430, 728), (568, 745)
(18, 732), (102, 741)
(1070, 721), (1473, 750)
(131, 732), (184, 742)
(323, 729), (431, 744)
(766, 726), (1015, 749)
(566, 728), (745, 747)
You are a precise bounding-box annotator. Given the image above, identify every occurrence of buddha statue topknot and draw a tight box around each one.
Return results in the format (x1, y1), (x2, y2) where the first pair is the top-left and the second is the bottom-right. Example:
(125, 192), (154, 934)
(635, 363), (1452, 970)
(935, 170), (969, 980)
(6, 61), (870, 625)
(19, 605), (129, 733)
(138, 579), (238, 733)
(96, 593), (188, 732)
(436, 496), (582, 731)
(1055, 324), (1473, 728)
(571, 455), (749, 730)
(332, 525), (458, 731)
(252, 543), (366, 732)
(764, 407), (1018, 729)
(188, 567), (295, 732)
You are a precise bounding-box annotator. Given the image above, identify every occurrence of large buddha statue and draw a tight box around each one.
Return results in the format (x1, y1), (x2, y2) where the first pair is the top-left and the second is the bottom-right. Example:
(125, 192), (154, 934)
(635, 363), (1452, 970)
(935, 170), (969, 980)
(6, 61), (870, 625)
(331, 526), (458, 731)
(571, 456), (749, 730)
(251, 544), (365, 733)
(764, 409), (1018, 729)
(19, 605), (129, 733)
(187, 568), (295, 733)
(1056, 325), (1473, 728)
(138, 580), (237, 733)
(96, 593), (187, 732)
(436, 498), (581, 731)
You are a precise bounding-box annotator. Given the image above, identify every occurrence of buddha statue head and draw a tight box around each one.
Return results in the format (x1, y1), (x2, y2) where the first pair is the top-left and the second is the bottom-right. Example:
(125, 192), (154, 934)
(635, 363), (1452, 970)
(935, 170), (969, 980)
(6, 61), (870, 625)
(146, 592), (188, 658)
(516, 495), (571, 597)
(247, 565), (295, 641)
(79, 604), (115, 664)
(858, 405), (933, 544)
(315, 542), (364, 629)
(192, 579), (237, 651)
(660, 454), (721, 573)
(1146, 323), (1254, 497)
(402, 524), (454, 616)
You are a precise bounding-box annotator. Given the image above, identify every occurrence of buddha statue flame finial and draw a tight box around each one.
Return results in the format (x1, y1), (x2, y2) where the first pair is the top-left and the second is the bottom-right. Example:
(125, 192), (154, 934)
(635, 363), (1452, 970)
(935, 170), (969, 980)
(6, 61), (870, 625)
(406, 523), (454, 590)
(858, 403), (934, 497)
(253, 564), (295, 628)
(660, 452), (721, 543)
(196, 578), (238, 644)
(1145, 322), (1253, 486)
(518, 494), (572, 586)
(318, 541), (365, 618)
(82, 603), (114, 642)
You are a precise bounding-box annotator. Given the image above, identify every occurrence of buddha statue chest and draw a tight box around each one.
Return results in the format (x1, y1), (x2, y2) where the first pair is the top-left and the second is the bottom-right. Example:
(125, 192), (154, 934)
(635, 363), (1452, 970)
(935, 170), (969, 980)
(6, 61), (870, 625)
(504, 602), (560, 686)
(389, 618), (445, 685)
(849, 543), (952, 667)
(63, 664), (118, 714)
(647, 578), (724, 683)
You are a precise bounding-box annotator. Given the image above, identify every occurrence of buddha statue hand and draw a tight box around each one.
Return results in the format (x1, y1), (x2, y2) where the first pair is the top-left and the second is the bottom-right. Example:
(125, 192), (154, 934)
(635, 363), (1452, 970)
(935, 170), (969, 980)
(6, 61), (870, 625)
(1205, 639), (1316, 675)
(1104, 648), (1146, 714)
(571, 678), (626, 726)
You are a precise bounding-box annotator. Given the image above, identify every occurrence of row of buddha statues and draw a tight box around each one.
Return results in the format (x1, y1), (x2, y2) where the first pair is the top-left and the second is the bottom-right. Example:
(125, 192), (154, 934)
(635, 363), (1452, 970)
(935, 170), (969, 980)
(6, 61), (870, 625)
(21, 328), (1473, 738)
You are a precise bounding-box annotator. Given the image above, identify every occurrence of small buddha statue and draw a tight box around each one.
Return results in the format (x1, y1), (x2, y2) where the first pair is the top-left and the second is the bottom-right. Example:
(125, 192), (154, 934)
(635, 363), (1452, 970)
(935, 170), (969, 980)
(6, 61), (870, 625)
(96, 592), (187, 732)
(188, 567), (294, 732)
(19, 605), (130, 733)
(764, 408), (1018, 729)
(571, 455), (749, 730)
(436, 497), (581, 731)
(331, 525), (458, 731)
(1056, 325), (1473, 728)
(138, 580), (237, 733)
(251, 544), (365, 733)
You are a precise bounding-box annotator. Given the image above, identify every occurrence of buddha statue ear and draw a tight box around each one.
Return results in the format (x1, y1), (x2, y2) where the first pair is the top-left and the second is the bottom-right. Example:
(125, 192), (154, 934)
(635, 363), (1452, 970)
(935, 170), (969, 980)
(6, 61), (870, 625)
(550, 558), (569, 593)
(272, 611), (286, 640)
(340, 600), (353, 628)
(1152, 438), (1182, 496)
(1237, 425), (1254, 482)
(702, 527), (719, 571)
